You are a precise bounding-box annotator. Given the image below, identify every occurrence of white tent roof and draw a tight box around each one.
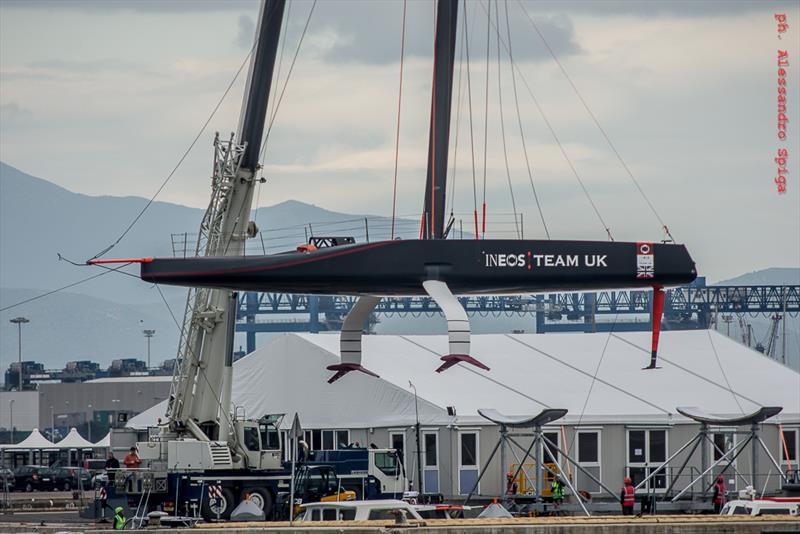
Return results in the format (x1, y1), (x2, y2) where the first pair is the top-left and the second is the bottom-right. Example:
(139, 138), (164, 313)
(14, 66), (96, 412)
(94, 432), (111, 448)
(129, 331), (800, 430)
(55, 427), (95, 449)
(87, 376), (171, 384)
(1, 428), (57, 450)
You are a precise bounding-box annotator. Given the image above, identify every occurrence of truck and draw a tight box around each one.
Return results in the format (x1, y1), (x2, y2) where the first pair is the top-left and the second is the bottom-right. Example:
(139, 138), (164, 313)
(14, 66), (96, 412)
(116, 436), (407, 520)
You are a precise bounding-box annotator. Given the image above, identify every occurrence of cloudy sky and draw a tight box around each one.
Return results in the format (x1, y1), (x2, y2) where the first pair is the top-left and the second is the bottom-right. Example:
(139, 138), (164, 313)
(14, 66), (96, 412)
(1, 0), (798, 282)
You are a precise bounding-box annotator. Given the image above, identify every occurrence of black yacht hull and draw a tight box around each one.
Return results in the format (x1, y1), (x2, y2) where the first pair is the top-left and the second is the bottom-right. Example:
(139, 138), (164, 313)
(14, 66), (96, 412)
(138, 239), (696, 295)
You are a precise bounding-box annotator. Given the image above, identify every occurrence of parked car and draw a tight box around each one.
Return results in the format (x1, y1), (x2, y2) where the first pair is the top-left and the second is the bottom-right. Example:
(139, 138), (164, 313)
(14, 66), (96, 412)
(83, 458), (107, 475)
(12, 466), (55, 492)
(295, 499), (424, 522)
(52, 466), (92, 491)
(720, 498), (799, 517)
(413, 503), (473, 519)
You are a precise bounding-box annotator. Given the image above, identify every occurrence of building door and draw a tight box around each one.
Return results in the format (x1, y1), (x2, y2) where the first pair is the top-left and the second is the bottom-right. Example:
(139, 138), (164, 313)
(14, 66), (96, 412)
(576, 430), (602, 494)
(422, 431), (439, 494)
(781, 427), (798, 478)
(458, 431), (480, 495)
(710, 430), (737, 491)
(389, 430), (407, 472)
(542, 430), (561, 492)
(627, 429), (668, 492)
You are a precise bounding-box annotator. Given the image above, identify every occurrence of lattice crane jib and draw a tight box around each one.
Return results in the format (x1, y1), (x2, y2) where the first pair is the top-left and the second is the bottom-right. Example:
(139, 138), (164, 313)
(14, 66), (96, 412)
(165, 0), (286, 441)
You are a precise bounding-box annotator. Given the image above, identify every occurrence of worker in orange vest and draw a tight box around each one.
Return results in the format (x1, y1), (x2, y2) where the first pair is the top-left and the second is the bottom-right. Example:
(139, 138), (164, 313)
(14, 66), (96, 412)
(620, 476), (635, 515)
(712, 475), (726, 514)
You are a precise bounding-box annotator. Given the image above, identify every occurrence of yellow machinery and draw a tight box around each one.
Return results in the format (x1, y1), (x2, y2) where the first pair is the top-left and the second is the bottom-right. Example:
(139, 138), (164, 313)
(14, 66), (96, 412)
(509, 462), (559, 496)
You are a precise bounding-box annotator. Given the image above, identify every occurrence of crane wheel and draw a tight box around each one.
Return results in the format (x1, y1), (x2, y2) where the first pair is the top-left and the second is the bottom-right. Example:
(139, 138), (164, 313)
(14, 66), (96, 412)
(201, 486), (234, 521)
(247, 488), (273, 519)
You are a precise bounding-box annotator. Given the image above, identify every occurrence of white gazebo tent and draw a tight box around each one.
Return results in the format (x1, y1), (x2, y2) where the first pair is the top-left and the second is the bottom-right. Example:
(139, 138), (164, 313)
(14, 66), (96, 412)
(94, 433), (111, 448)
(56, 428), (96, 465)
(57, 428), (95, 449)
(0, 428), (58, 466)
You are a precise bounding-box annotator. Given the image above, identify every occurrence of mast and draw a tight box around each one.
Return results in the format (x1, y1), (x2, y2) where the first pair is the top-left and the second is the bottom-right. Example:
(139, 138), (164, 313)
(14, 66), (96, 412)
(238, 0), (285, 172)
(167, 0), (285, 443)
(422, 0), (459, 240)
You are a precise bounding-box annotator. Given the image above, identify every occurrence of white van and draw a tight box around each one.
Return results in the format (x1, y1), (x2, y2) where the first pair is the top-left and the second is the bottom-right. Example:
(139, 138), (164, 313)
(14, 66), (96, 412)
(295, 499), (424, 522)
(720, 498), (799, 517)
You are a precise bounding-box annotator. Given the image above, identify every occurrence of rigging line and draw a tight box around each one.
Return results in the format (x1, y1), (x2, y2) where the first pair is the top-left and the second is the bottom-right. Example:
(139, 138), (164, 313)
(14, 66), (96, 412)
(610, 333), (763, 407)
(463, 3), (479, 239)
(223, 1), (316, 258)
(481, 0), (612, 241)
(154, 283), (235, 433)
(87, 39), (259, 262)
(447, 7), (467, 222)
(706, 329), (746, 415)
(504, 334), (671, 414)
(43, 259), (234, 431)
(516, 0), (673, 242)
(0, 264), (126, 312)
(261, 0), (317, 156)
(481, 0), (491, 238)
(503, 0), (549, 239)
(567, 313), (620, 457)
(399, 335), (550, 409)
(494, 0), (520, 239)
(267, 0), (292, 134)
(391, 0), (408, 241)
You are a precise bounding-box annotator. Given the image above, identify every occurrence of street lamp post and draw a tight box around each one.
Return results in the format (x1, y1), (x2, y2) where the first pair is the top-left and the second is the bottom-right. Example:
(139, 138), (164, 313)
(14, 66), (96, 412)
(409, 381), (423, 495)
(142, 329), (155, 369)
(9, 317), (30, 391)
(87, 404), (93, 442)
(9, 399), (15, 443)
(111, 399), (120, 428)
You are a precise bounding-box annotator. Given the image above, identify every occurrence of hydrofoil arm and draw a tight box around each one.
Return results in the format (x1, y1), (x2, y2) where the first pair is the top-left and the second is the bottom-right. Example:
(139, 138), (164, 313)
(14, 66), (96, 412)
(422, 280), (489, 373)
(327, 295), (381, 383)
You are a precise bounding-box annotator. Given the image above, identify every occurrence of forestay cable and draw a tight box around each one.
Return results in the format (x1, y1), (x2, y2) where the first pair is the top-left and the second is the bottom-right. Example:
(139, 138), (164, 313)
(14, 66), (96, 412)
(463, 4), (480, 239)
(1, 264), (126, 312)
(391, 0), (408, 240)
(503, 0), (549, 239)
(87, 34), (262, 262)
(480, 0), (613, 241)
(516, 0), (673, 241)
(494, 0), (520, 238)
(481, 0), (491, 238)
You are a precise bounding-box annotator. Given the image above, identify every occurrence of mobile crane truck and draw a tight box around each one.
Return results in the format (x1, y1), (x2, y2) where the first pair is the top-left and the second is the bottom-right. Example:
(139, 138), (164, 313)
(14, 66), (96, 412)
(96, 0), (408, 521)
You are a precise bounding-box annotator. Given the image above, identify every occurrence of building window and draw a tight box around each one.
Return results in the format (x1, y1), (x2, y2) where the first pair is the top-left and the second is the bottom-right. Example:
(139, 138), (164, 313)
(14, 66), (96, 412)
(336, 430), (350, 448)
(782, 427), (798, 476)
(424, 433), (438, 467)
(389, 431), (406, 468)
(627, 429), (668, 492)
(576, 430), (601, 494)
(302, 429), (350, 450)
(458, 431), (480, 494)
(543, 431), (560, 464)
(422, 431), (439, 493)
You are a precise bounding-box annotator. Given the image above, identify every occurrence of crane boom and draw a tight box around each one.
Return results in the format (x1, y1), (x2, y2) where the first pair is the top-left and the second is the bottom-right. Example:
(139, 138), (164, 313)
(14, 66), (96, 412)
(167, 0), (286, 443)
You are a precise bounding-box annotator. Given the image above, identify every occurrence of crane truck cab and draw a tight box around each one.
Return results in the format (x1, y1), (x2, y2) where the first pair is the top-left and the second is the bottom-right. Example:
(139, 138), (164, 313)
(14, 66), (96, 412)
(236, 415), (283, 470)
